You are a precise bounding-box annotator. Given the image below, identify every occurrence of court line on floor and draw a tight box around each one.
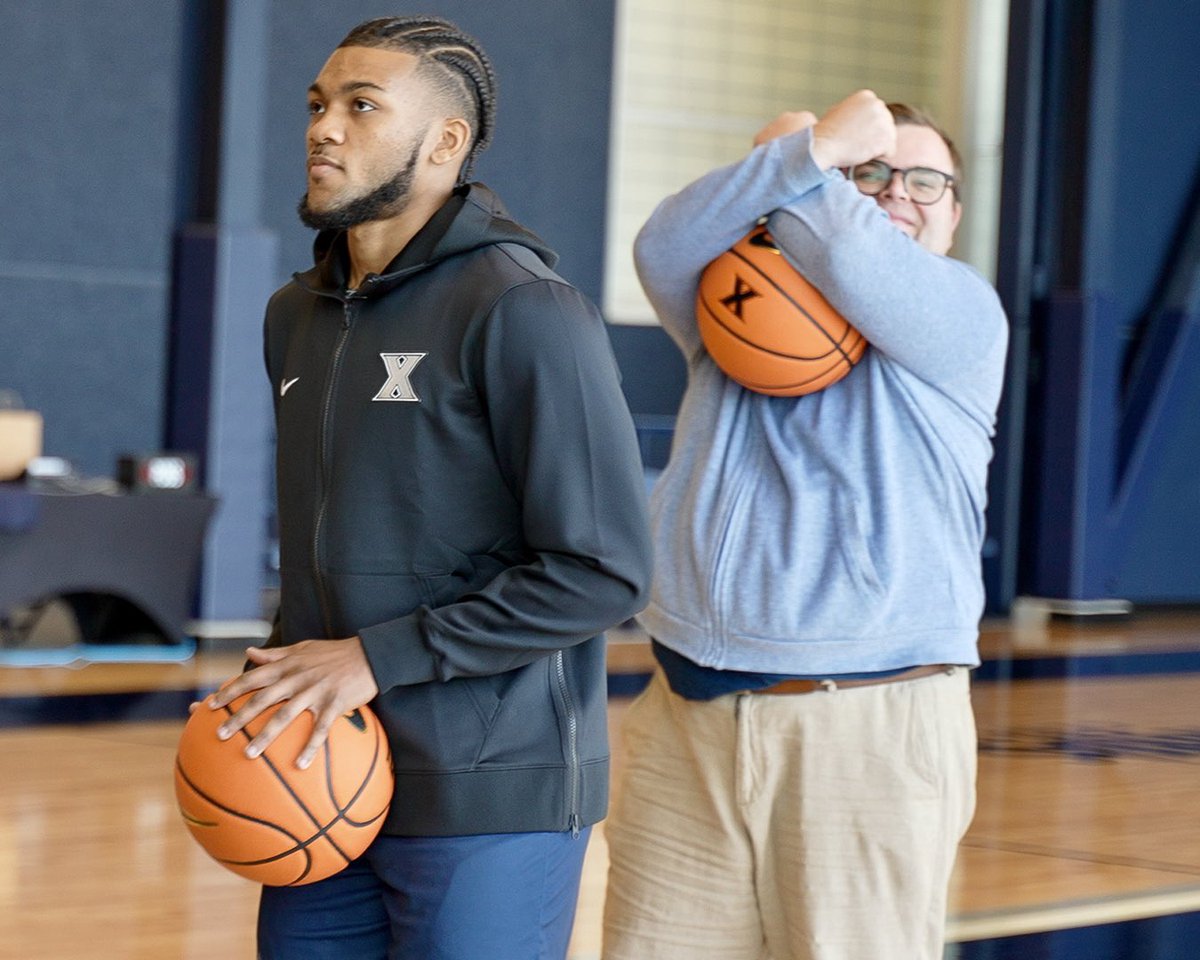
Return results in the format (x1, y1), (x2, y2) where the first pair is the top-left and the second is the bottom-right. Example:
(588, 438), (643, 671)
(948, 882), (1200, 942)
(961, 836), (1200, 878)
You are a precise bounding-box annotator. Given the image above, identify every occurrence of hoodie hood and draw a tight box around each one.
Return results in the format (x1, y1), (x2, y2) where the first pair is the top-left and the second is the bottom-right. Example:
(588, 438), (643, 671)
(299, 182), (558, 298)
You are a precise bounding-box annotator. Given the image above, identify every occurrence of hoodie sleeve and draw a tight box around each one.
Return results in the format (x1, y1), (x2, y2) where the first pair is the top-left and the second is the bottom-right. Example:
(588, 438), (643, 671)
(764, 149), (1008, 408)
(356, 278), (653, 689)
(632, 128), (835, 359)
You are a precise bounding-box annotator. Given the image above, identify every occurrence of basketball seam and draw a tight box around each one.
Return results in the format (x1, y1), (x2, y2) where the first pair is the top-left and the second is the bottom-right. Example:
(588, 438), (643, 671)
(175, 757), (315, 875)
(177, 762), (371, 879)
(700, 292), (840, 364)
(700, 296), (869, 391)
(728, 247), (857, 364)
(224, 704), (358, 877)
(325, 715), (390, 829)
(699, 296), (850, 374)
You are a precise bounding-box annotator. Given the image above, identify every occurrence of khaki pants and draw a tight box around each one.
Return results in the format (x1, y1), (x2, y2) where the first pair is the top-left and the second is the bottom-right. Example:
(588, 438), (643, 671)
(602, 666), (976, 960)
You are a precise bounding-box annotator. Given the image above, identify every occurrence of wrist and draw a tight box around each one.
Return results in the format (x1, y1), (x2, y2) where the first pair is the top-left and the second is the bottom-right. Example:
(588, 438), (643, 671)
(809, 132), (837, 171)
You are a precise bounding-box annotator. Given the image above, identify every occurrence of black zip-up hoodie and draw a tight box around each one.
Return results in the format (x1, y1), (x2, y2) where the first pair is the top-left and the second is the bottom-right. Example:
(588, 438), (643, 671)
(263, 184), (652, 836)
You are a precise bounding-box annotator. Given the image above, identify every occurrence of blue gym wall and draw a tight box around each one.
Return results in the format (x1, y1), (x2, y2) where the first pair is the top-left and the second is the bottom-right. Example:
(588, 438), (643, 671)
(1094, 0), (1200, 601)
(992, 0), (1200, 606)
(0, 1), (185, 476)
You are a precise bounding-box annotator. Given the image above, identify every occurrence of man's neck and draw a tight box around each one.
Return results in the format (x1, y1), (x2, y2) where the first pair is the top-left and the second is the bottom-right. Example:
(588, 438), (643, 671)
(345, 189), (452, 289)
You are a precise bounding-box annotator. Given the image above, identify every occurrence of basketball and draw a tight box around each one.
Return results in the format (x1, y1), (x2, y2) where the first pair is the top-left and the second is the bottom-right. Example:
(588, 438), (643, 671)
(696, 225), (867, 396)
(174, 692), (393, 886)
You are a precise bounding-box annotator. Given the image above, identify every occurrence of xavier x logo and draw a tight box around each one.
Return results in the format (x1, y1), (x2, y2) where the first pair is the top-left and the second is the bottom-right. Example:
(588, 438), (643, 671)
(372, 352), (427, 402)
(720, 276), (760, 321)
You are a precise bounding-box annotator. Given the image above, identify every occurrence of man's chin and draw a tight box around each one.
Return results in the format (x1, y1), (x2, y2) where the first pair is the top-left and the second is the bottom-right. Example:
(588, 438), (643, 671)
(298, 196), (363, 232)
(298, 202), (329, 231)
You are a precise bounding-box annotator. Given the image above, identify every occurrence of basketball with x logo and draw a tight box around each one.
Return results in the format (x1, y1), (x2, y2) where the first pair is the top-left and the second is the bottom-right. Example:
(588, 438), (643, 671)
(695, 225), (867, 396)
(174, 692), (393, 886)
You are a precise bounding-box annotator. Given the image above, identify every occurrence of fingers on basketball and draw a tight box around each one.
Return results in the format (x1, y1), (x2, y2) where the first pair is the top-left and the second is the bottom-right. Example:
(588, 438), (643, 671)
(174, 694), (394, 886)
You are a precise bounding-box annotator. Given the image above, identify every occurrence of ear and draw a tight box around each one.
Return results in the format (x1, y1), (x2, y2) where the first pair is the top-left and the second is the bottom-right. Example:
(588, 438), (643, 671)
(951, 198), (963, 232)
(429, 117), (472, 167)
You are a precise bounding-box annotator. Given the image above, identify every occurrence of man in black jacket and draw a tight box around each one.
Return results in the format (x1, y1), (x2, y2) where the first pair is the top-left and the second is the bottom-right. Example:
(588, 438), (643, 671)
(201, 16), (652, 960)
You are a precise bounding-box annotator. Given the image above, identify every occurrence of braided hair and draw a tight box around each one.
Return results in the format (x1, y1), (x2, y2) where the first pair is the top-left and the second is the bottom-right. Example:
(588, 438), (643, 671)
(339, 16), (497, 184)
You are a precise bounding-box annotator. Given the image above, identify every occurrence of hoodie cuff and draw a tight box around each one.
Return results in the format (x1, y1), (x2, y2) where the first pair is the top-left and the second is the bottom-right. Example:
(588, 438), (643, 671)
(358, 612), (440, 691)
(795, 127), (842, 188)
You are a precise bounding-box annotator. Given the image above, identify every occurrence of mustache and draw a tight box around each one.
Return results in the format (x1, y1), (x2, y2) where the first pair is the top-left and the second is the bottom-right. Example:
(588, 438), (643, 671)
(307, 150), (343, 170)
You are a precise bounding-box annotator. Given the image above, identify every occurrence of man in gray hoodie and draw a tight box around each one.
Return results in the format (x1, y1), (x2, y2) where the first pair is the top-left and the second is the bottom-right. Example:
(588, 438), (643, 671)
(602, 90), (1007, 960)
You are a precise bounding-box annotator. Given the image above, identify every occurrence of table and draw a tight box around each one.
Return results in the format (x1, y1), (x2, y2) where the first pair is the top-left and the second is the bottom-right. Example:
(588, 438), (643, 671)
(0, 487), (216, 647)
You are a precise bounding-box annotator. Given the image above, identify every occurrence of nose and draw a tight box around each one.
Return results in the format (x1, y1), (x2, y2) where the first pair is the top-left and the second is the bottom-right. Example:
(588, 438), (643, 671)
(880, 168), (910, 201)
(308, 108), (345, 147)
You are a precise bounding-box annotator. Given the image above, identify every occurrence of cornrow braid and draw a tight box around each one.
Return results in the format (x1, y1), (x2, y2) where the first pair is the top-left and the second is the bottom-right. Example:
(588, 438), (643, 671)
(339, 16), (497, 184)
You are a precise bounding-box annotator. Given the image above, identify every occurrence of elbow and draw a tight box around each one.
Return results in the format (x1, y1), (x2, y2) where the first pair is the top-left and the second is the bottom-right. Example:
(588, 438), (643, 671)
(623, 570), (653, 624)
(618, 545), (655, 623)
(632, 220), (673, 287)
(609, 580), (651, 633)
(631, 235), (654, 289)
(595, 541), (653, 628)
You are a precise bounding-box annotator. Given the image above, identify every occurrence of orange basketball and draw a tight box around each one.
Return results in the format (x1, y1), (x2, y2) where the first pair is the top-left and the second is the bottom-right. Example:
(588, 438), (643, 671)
(696, 225), (867, 396)
(174, 692), (393, 886)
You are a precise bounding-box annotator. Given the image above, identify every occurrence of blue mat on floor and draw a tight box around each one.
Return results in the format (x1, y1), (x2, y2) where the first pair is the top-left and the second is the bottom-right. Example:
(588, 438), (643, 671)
(0, 640), (196, 667)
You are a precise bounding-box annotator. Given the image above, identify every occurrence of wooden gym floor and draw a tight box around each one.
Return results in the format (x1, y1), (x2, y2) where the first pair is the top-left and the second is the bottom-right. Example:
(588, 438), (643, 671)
(2, 608), (1200, 959)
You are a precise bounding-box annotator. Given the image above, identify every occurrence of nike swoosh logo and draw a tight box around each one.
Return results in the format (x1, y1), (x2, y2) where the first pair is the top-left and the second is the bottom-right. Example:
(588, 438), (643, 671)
(280, 377), (300, 397)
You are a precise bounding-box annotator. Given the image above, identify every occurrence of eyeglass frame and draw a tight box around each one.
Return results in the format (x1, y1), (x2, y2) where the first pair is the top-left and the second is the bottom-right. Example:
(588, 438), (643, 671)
(848, 160), (959, 206)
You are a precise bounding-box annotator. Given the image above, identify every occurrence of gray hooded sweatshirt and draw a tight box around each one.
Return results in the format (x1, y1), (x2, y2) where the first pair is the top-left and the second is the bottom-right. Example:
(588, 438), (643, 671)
(635, 127), (1008, 674)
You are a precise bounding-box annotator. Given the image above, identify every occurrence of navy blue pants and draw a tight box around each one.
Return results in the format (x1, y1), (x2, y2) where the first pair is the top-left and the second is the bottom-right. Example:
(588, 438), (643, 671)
(257, 828), (592, 960)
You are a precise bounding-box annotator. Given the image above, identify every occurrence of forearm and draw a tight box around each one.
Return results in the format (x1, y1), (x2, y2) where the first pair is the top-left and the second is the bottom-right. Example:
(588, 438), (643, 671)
(634, 128), (834, 354)
(358, 551), (647, 689)
(766, 184), (1007, 385)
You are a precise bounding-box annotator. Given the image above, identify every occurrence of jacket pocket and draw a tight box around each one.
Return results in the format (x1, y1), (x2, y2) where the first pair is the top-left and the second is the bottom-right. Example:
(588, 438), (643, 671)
(374, 659), (563, 773)
(718, 485), (886, 642)
(374, 673), (501, 771)
(471, 656), (564, 768)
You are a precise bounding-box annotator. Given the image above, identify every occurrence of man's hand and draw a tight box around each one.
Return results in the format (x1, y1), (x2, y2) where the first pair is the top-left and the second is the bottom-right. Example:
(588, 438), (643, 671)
(809, 89), (896, 171)
(753, 110), (818, 148)
(197, 637), (380, 769)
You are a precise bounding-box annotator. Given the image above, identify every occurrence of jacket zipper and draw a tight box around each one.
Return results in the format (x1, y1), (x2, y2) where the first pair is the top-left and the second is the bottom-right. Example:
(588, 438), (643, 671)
(312, 297), (357, 638)
(553, 650), (581, 837)
(706, 448), (757, 656)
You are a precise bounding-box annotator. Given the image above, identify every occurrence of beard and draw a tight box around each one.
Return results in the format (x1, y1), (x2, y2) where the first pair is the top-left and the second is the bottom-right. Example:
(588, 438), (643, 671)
(297, 139), (422, 231)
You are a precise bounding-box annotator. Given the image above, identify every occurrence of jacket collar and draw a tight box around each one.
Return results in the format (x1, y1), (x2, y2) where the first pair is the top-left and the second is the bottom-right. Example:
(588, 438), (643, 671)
(293, 183), (557, 299)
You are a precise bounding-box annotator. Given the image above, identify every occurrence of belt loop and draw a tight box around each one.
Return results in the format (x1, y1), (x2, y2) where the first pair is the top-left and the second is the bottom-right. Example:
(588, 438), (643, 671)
(820, 679), (838, 693)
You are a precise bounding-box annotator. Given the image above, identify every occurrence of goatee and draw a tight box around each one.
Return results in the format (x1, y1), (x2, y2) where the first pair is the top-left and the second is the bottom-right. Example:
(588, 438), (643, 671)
(298, 142), (421, 231)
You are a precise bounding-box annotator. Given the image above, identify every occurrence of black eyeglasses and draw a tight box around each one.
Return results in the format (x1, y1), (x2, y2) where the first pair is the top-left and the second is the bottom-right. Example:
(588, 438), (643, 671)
(849, 160), (957, 205)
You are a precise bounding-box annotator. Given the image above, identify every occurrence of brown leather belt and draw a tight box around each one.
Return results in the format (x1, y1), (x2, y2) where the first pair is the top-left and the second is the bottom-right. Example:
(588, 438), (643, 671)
(745, 664), (954, 696)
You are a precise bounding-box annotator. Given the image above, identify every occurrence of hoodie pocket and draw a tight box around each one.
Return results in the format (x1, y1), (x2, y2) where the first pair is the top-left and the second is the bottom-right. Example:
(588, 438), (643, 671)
(374, 673), (501, 771)
(373, 658), (560, 772)
(718, 484), (885, 643)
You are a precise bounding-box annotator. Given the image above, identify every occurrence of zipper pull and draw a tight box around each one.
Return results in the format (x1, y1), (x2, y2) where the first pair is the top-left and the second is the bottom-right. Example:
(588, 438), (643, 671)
(569, 813), (581, 839)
